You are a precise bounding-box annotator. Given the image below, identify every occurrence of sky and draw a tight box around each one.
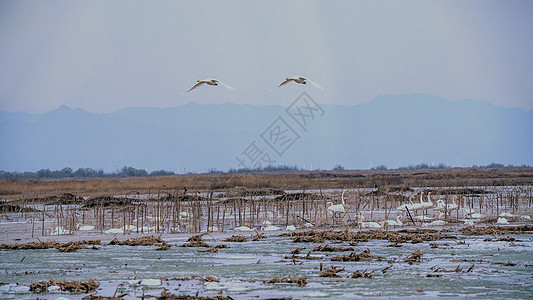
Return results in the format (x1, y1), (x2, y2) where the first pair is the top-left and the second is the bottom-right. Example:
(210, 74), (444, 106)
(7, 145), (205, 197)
(1, 0), (533, 113)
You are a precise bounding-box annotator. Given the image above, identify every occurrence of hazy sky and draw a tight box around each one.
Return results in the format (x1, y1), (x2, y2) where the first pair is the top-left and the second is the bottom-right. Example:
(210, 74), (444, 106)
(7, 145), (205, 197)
(1, 0), (532, 113)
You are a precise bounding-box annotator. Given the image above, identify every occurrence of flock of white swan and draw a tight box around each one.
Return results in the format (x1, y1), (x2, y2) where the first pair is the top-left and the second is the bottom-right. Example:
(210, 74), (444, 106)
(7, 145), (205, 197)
(50, 189), (530, 235)
(324, 190), (531, 229)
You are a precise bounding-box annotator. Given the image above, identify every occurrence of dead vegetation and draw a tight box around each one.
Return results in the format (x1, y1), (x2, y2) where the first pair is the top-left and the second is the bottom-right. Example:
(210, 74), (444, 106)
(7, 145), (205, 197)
(351, 270), (374, 278)
(285, 230), (456, 244)
(157, 288), (232, 300)
(313, 244), (354, 252)
(81, 196), (134, 208)
(405, 249), (423, 264)
(252, 232), (266, 241)
(218, 187), (285, 198)
(2, 167), (532, 201)
(224, 235), (247, 242)
(30, 279), (99, 294)
(319, 266), (344, 277)
(0, 204), (40, 213)
(1, 240), (101, 252)
(265, 275), (307, 286)
(181, 234), (210, 247)
(461, 225), (533, 235)
(108, 235), (164, 246)
(199, 244), (229, 253)
(331, 249), (383, 262)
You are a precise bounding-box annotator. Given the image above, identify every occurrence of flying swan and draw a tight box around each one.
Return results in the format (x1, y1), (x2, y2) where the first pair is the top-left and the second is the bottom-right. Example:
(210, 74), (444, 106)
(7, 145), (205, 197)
(185, 79), (235, 93)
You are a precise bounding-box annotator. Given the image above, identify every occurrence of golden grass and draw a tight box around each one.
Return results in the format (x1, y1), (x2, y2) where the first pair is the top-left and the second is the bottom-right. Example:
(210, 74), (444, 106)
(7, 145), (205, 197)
(1, 167), (532, 200)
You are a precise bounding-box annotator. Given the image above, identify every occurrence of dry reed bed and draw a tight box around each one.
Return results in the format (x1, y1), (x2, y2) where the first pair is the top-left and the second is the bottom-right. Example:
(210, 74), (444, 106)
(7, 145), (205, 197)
(2, 167), (532, 200)
(1, 169), (531, 238)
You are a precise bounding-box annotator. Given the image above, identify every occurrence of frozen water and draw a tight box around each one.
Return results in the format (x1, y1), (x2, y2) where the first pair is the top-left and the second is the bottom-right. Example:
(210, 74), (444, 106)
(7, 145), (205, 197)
(1, 230), (532, 299)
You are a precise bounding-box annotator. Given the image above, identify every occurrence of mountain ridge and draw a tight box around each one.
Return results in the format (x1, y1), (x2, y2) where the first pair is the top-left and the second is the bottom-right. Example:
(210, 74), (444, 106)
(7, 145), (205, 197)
(1, 94), (532, 172)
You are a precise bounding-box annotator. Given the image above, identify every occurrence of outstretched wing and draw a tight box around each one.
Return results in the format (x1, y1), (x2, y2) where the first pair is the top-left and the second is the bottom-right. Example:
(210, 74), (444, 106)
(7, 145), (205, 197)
(185, 81), (205, 93)
(277, 78), (293, 88)
(217, 80), (235, 90)
(306, 78), (324, 89)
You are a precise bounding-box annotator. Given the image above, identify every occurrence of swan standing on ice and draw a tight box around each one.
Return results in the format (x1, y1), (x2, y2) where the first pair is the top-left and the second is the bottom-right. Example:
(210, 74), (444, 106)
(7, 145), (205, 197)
(277, 76), (324, 89)
(327, 190), (347, 215)
(185, 79), (235, 93)
(397, 196), (416, 211)
(404, 192), (426, 212)
(420, 191), (434, 211)
(384, 216), (403, 227)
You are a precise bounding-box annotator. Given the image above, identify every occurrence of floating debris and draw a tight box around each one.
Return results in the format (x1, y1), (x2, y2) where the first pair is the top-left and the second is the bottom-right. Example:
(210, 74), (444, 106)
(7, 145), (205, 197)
(199, 244), (229, 253)
(320, 266), (344, 277)
(179, 235), (209, 248)
(224, 235), (247, 243)
(461, 225), (533, 235)
(405, 249), (423, 265)
(265, 275), (307, 286)
(289, 248), (305, 255)
(331, 249), (383, 262)
(351, 270), (374, 278)
(290, 251), (323, 260)
(108, 236), (164, 246)
(200, 276), (220, 283)
(313, 244), (354, 252)
(155, 241), (171, 251)
(156, 288), (232, 300)
(252, 232), (266, 241)
(56, 241), (99, 252)
(30, 279), (99, 294)
(1, 240), (100, 252)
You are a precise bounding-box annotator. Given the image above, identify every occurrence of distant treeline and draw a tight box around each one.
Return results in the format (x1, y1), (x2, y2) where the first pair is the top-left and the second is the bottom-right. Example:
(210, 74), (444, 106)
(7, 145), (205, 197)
(372, 162), (526, 170)
(0, 163), (527, 180)
(0, 166), (176, 180)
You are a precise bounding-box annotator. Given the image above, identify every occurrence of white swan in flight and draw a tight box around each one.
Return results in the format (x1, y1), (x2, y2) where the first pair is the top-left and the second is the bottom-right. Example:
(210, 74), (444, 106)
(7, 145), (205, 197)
(277, 76), (324, 89)
(185, 79), (235, 93)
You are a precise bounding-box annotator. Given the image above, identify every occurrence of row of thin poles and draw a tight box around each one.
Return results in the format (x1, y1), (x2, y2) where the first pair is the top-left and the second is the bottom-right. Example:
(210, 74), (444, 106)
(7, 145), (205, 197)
(4, 185), (532, 236)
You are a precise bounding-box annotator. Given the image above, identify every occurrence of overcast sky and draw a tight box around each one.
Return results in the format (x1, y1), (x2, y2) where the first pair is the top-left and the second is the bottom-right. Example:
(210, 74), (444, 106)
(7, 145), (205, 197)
(1, 0), (532, 113)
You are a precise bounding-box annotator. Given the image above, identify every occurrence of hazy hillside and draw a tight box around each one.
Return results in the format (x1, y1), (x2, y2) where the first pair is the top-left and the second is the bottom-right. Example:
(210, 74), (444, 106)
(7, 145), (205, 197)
(1, 94), (532, 172)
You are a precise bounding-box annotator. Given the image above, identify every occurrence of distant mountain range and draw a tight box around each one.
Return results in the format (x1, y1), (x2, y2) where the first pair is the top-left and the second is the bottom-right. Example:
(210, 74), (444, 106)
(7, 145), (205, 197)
(1, 94), (532, 173)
